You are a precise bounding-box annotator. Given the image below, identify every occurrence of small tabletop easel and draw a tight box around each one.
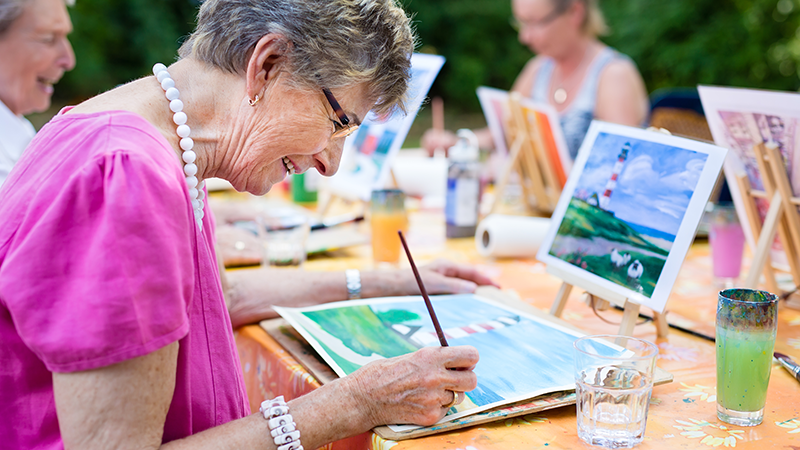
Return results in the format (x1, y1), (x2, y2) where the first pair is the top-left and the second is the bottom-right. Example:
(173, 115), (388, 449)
(491, 93), (562, 215)
(546, 265), (670, 338)
(739, 142), (800, 309)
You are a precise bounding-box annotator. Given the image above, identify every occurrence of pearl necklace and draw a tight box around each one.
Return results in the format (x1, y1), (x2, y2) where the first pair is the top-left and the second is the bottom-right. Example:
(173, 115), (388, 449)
(152, 63), (205, 231)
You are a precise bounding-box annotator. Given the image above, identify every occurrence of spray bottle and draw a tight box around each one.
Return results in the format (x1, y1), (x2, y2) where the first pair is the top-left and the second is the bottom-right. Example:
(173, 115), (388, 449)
(445, 129), (480, 238)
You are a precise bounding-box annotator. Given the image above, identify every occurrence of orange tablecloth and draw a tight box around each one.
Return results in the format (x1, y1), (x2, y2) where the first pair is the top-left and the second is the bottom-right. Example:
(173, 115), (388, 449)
(234, 210), (800, 449)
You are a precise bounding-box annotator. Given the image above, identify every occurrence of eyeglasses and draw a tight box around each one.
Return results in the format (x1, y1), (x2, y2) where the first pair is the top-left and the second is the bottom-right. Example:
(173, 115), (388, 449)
(322, 88), (360, 139)
(509, 6), (567, 32)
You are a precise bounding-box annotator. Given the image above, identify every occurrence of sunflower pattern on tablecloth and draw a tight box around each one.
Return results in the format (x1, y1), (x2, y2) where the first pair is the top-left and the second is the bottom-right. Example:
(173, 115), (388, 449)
(776, 418), (800, 434)
(678, 383), (716, 403)
(673, 419), (745, 447)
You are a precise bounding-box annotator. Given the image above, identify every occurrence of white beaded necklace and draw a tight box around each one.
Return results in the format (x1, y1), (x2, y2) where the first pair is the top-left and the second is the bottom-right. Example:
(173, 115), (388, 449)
(152, 63), (205, 231)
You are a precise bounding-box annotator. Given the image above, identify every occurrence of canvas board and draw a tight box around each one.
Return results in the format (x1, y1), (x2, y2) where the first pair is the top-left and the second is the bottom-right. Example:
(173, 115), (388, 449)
(476, 86), (572, 178)
(536, 121), (727, 313)
(325, 53), (445, 201)
(698, 85), (800, 271)
(274, 293), (628, 430)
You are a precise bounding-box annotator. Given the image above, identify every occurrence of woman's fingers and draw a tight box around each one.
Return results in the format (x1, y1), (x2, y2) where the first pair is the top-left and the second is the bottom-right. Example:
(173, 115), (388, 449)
(441, 345), (480, 370)
(344, 345), (480, 427)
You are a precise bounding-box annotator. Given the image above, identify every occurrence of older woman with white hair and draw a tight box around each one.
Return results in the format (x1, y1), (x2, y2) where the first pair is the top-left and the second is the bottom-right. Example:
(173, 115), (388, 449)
(0, 0), (480, 448)
(0, 0), (75, 187)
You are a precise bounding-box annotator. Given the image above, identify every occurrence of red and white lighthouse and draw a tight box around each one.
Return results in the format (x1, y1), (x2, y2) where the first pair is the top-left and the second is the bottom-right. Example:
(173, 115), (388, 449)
(599, 142), (631, 210)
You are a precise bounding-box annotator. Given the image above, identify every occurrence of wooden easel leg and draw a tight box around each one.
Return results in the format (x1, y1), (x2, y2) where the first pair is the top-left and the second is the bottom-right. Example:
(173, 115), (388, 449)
(317, 192), (335, 217)
(549, 282), (573, 317)
(744, 192), (783, 288)
(618, 301), (641, 337)
(652, 310), (669, 339)
(490, 137), (523, 214)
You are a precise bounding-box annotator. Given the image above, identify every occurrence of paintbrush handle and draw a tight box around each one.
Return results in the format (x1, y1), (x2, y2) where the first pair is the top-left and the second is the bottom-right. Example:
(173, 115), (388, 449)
(778, 358), (800, 382)
(397, 231), (449, 347)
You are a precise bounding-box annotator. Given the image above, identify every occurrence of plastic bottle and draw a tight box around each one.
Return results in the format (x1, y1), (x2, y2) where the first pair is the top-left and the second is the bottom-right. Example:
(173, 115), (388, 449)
(445, 129), (481, 238)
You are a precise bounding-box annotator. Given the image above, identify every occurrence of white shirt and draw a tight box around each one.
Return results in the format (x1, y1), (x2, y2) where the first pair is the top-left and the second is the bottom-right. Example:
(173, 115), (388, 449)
(0, 100), (36, 189)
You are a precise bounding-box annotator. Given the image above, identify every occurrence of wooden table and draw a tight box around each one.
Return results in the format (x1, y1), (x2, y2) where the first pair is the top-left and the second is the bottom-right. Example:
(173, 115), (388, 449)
(233, 207), (800, 449)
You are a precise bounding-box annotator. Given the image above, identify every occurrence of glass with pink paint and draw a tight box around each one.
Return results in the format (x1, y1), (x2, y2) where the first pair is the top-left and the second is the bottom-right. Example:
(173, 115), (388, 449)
(708, 203), (745, 288)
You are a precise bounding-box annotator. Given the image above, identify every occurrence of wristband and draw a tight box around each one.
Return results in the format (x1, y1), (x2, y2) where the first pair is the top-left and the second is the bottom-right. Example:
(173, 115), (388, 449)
(345, 269), (361, 299)
(259, 396), (304, 450)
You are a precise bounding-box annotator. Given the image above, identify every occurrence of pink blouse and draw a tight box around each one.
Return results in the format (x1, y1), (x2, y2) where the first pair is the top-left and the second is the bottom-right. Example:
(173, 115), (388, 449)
(0, 110), (249, 447)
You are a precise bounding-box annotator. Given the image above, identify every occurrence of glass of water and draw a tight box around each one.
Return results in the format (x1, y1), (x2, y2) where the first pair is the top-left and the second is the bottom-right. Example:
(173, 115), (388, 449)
(573, 335), (659, 448)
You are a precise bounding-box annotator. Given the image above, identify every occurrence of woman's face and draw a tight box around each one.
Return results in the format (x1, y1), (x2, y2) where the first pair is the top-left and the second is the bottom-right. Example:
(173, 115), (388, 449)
(512, 0), (581, 57)
(220, 74), (373, 195)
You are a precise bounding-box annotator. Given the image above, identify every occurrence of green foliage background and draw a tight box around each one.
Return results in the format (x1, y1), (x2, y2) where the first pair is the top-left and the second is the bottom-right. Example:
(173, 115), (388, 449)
(52, 0), (800, 115)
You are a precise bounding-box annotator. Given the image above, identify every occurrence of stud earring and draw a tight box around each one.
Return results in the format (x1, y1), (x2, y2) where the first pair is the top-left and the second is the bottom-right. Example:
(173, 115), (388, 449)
(248, 94), (260, 107)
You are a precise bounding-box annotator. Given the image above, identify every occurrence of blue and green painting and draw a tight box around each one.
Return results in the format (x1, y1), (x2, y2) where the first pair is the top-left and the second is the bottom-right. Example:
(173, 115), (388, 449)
(276, 294), (625, 423)
(550, 132), (708, 297)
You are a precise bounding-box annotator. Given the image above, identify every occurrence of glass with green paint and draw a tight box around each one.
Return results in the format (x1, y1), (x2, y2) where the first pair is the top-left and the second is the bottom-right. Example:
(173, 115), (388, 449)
(716, 288), (778, 426)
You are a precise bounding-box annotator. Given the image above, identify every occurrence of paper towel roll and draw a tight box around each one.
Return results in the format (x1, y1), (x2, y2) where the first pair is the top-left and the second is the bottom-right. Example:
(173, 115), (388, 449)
(476, 214), (551, 258)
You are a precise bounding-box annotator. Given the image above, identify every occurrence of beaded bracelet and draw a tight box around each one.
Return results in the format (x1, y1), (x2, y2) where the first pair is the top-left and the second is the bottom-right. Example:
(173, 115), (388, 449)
(260, 396), (304, 450)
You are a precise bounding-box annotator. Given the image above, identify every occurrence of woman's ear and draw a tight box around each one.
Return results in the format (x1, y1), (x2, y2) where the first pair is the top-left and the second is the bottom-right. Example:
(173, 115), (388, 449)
(245, 34), (291, 100)
(568, 0), (587, 31)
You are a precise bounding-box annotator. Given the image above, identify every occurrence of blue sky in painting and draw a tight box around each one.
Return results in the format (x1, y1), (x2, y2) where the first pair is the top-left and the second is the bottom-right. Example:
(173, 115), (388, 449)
(370, 295), (619, 406)
(574, 132), (708, 235)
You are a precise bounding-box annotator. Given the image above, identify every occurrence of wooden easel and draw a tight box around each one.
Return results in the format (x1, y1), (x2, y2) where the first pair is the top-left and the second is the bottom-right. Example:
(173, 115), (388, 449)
(491, 93), (562, 215)
(740, 142), (800, 309)
(546, 265), (670, 338)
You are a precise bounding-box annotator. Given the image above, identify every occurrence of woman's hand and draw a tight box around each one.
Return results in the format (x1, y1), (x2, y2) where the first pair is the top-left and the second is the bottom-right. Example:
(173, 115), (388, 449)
(416, 258), (500, 294)
(344, 345), (479, 428)
(421, 128), (458, 157)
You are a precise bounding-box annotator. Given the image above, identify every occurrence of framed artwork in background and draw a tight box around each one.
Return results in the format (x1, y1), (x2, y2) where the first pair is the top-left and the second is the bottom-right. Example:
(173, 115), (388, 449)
(536, 121), (727, 313)
(698, 85), (800, 272)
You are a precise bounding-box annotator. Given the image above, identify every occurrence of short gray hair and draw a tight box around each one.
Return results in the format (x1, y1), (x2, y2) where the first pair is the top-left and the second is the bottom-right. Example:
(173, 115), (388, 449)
(179, 0), (415, 116)
(0, 0), (74, 36)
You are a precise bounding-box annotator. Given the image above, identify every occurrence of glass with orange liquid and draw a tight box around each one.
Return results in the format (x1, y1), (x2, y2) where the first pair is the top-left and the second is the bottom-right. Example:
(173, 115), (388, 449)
(370, 189), (408, 265)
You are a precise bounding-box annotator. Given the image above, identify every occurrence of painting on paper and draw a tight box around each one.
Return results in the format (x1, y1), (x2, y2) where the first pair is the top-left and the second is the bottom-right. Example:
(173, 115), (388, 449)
(537, 121), (727, 312)
(699, 85), (800, 271)
(275, 294), (625, 428)
(326, 53), (444, 201)
(476, 86), (571, 182)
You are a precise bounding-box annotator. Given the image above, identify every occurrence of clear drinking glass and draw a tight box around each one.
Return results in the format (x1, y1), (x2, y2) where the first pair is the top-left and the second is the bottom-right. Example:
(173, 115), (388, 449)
(716, 288), (778, 426)
(370, 189), (408, 266)
(573, 335), (659, 449)
(260, 214), (310, 267)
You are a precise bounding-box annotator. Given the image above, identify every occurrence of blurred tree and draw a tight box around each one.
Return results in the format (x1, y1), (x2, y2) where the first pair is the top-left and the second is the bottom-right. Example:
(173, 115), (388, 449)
(55, 0), (197, 103)
(52, 0), (800, 114)
(602, 0), (800, 94)
(405, 0), (531, 112)
(407, 0), (800, 113)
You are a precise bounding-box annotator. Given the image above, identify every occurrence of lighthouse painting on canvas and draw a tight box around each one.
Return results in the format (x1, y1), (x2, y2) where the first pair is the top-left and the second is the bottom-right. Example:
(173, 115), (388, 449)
(537, 122), (727, 312)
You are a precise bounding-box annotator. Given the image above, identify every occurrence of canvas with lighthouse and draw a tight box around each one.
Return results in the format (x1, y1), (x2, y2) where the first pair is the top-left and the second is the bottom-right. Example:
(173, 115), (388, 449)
(537, 121), (727, 313)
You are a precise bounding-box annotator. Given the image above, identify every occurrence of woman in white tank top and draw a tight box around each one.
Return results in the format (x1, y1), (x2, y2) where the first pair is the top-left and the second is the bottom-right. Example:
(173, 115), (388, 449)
(423, 0), (649, 162)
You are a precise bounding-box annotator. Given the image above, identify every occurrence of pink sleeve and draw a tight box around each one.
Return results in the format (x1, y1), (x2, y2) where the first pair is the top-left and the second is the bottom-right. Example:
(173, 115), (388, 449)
(1, 150), (193, 372)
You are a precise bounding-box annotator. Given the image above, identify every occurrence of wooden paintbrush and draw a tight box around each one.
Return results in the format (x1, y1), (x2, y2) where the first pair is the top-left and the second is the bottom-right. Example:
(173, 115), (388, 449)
(397, 230), (449, 347)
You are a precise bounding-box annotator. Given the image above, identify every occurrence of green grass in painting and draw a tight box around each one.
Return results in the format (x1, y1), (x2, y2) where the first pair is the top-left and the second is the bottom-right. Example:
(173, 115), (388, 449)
(559, 250), (663, 297)
(550, 197), (671, 297)
(555, 198), (669, 257)
(376, 309), (421, 324)
(304, 305), (418, 361)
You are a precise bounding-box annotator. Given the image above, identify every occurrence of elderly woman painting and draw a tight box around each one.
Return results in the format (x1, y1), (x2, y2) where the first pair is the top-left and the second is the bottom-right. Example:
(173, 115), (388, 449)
(0, 0), (480, 448)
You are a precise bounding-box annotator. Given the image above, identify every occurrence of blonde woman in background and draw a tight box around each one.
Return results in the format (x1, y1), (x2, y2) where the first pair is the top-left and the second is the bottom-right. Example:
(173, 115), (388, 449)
(423, 0), (648, 160)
